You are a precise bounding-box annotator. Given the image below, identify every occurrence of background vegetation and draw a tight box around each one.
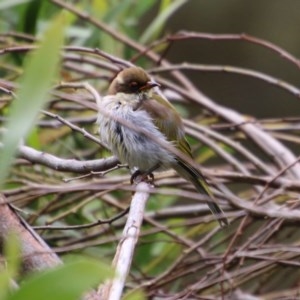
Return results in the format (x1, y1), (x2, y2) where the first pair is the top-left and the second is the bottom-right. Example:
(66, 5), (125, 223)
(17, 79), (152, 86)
(1, 1), (300, 299)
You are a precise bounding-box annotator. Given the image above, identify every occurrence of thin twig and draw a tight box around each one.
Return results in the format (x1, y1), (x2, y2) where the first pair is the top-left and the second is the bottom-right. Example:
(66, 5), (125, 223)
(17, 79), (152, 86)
(34, 207), (129, 230)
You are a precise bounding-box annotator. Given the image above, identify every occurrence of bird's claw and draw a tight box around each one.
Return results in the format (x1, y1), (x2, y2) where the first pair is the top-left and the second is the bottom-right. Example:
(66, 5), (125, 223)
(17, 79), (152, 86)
(130, 170), (155, 185)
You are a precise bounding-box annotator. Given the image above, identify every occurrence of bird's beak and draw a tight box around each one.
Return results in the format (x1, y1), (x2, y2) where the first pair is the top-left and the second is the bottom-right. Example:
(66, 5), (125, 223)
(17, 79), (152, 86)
(139, 80), (160, 91)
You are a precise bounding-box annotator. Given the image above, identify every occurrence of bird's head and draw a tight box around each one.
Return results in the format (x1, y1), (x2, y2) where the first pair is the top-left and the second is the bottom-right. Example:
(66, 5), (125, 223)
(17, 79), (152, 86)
(108, 67), (160, 95)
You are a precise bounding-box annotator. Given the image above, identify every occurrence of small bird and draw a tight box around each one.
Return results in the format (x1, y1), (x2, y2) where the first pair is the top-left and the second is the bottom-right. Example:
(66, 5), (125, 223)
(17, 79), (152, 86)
(97, 66), (228, 227)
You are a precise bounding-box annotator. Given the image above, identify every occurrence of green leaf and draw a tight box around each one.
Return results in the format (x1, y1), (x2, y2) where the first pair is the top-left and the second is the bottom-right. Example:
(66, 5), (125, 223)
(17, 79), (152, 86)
(0, 13), (65, 187)
(0, 270), (11, 300)
(133, 0), (157, 17)
(26, 127), (41, 149)
(4, 232), (21, 280)
(123, 289), (146, 300)
(140, 0), (187, 44)
(20, 0), (43, 35)
(8, 259), (113, 300)
(0, 233), (21, 299)
(0, 0), (31, 10)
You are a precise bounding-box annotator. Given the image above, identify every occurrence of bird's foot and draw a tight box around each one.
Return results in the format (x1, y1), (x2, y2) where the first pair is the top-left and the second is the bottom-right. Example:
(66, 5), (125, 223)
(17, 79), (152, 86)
(130, 170), (155, 185)
(130, 164), (160, 185)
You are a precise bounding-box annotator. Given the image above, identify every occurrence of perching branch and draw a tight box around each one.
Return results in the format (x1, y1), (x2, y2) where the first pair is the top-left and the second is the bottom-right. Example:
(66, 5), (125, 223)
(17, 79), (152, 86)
(99, 182), (151, 299)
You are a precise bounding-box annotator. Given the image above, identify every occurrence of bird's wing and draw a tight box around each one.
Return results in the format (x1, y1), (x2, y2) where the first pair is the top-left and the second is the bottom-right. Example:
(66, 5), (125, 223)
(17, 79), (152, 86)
(140, 94), (192, 157)
(140, 93), (228, 227)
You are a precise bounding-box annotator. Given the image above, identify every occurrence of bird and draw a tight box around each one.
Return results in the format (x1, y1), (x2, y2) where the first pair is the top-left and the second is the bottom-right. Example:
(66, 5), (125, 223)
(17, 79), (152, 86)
(97, 66), (228, 227)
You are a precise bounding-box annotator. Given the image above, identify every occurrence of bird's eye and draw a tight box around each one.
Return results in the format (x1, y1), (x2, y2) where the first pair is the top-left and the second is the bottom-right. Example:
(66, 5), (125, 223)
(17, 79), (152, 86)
(129, 81), (138, 87)
(128, 81), (140, 92)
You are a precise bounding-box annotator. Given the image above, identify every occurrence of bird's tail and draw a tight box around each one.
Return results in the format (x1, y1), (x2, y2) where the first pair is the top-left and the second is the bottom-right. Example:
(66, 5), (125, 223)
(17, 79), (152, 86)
(173, 158), (228, 227)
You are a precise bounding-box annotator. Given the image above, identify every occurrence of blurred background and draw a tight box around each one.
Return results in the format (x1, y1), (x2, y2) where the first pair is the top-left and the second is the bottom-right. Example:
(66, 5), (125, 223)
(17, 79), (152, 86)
(2, 0), (300, 117)
(153, 0), (300, 118)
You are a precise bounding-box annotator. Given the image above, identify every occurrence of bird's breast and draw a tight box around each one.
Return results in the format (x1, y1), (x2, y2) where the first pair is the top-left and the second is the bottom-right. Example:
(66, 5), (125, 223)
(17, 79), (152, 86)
(97, 95), (175, 172)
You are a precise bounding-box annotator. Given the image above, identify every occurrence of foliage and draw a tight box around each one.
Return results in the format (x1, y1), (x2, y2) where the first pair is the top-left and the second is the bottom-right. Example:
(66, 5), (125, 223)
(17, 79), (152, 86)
(0, 12), (64, 187)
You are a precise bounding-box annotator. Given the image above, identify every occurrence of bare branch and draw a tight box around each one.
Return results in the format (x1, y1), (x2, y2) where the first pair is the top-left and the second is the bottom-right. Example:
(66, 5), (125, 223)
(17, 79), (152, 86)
(0, 194), (61, 272)
(18, 145), (118, 173)
(99, 182), (151, 299)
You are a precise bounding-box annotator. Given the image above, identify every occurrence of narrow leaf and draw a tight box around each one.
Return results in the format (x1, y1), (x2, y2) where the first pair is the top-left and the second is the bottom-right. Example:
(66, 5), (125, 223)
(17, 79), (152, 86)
(140, 0), (187, 43)
(0, 14), (65, 187)
(9, 259), (113, 300)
